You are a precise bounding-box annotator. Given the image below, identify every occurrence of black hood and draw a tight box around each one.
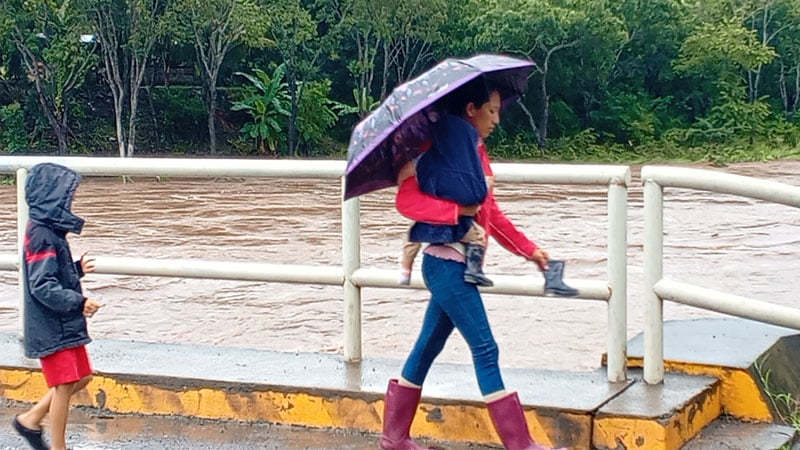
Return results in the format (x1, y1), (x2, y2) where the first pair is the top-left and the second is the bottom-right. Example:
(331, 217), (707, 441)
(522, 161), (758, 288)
(25, 163), (85, 234)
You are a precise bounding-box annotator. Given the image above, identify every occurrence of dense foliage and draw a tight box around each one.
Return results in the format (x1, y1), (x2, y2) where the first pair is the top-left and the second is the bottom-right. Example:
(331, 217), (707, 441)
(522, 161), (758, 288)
(1, 0), (800, 163)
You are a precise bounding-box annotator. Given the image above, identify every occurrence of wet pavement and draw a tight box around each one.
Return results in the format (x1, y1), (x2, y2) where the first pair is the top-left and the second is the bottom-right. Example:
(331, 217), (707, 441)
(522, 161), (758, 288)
(1, 400), (493, 450)
(0, 333), (614, 449)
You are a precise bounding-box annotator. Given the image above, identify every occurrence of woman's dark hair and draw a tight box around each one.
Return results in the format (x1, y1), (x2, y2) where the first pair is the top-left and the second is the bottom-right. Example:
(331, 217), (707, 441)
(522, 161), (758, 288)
(441, 77), (500, 116)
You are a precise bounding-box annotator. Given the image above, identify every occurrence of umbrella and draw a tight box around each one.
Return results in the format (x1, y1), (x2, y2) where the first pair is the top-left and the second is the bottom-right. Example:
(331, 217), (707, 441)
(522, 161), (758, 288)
(344, 54), (535, 200)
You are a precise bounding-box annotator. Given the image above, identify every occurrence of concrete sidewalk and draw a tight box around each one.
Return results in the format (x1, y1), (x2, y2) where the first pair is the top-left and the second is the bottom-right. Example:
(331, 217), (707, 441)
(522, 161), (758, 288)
(2, 399), (494, 450)
(6, 319), (794, 449)
(0, 333), (619, 449)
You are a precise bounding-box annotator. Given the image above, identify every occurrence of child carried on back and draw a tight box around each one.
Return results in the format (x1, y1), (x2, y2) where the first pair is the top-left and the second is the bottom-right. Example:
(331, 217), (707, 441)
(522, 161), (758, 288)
(398, 78), (494, 287)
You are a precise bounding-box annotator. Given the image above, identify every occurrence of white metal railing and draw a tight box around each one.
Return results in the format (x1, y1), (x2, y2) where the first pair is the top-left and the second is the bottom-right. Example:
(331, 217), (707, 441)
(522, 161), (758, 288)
(0, 254), (15, 270)
(641, 165), (800, 384)
(0, 156), (629, 382)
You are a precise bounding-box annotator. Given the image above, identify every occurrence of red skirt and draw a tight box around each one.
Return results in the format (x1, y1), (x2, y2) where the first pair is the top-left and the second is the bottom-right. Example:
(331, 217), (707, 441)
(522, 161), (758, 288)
(40, 346), (92, 387)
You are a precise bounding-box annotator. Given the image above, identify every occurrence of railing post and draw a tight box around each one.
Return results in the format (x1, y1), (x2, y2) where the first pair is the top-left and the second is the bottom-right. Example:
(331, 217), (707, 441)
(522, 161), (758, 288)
(16, 168), (29, 339)
(341, 178), (362, 363)
(606, 176), (628, 382)
(643, 178), (664, 384)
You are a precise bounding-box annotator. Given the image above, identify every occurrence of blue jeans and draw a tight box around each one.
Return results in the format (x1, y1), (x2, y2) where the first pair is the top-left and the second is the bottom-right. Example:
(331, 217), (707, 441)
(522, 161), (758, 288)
(401, 253), (504, 395)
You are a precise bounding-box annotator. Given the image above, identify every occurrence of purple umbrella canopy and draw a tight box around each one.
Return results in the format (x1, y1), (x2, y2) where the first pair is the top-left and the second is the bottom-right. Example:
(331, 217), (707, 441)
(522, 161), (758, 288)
(344, 54), (535, 200)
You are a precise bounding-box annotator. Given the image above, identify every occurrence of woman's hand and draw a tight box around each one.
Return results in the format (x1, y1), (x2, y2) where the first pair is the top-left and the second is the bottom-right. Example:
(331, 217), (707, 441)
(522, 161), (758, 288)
(460, 205), (480, 216)
(529, 248), (550, 271)
(80, 251), (96, 274)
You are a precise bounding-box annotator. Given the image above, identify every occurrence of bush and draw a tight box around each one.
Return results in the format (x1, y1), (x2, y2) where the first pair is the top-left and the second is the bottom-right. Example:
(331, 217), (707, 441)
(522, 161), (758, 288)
(150, 86), (207, 147)
(0, 102), (27, 152)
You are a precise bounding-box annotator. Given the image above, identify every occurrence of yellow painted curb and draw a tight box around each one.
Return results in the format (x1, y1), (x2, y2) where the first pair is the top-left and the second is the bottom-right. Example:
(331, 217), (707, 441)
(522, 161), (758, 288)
(0, 368), (590, 448)
(593, 380), (721, 450)
(626, 357), (772, 422)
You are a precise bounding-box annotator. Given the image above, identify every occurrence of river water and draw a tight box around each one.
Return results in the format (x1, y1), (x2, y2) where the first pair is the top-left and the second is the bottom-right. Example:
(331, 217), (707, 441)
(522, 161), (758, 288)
(0, 160), (798, 372)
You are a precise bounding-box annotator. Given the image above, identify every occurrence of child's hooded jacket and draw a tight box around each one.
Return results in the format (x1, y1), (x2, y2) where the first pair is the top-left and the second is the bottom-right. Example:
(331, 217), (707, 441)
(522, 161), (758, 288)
(409, 114), (487, 244)
(22, 163), (90, 358)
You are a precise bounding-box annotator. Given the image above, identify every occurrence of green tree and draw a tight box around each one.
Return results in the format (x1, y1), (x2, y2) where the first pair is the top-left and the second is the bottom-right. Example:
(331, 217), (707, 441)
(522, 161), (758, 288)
(736, 0), (795, 104)
(1, 0), (98, 154)
(80, 0), (169, 158)
(0, 102), (28, 152)
(675, 6), (777, 141)
(468, 0), (625, 150)
(263, 0), (319, 156)
(315, 0), (385, 118)
(760, 0), (800, 119)
(612, 0), (689, 95)
(170, 0), (271, 154)
(563, 0), (629, 126)
(315, 0), (445, 118)
(591, 0), (691, 143)
(295, 78), (343, 154)
(375, 0), (447, 99)
(0, 11), (12, 102)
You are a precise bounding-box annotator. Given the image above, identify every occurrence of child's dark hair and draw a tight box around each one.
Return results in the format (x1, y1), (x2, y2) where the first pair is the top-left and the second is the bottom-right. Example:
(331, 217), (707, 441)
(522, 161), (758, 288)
(442, 77), (500, 116)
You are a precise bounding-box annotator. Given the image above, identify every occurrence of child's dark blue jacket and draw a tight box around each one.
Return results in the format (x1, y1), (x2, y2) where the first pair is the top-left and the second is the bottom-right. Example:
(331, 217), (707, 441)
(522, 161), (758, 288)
(410, 114), (487, 244)
(22, 163), (89, 359)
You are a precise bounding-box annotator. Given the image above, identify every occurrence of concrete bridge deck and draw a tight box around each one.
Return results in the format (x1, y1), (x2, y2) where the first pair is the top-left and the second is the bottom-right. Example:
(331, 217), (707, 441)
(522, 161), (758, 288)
(1, 398), (492, 450)
(0, 332), (619, 449)
(1, 318), (798, 449)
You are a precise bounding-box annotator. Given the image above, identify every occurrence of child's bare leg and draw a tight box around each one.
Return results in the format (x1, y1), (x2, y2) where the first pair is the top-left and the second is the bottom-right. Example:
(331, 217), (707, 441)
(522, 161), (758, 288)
(401, 240), (421, 271)
(48, 381), (78, 450)
(399, 240), (421, 285)
(462, 222), (486, 246)
(16, 388), (54, 430)
(72, 375), (91, 394)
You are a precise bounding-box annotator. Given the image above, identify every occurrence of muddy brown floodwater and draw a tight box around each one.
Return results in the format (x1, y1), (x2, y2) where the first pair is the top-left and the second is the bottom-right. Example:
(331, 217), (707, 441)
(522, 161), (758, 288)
(0, 160), (798, 371)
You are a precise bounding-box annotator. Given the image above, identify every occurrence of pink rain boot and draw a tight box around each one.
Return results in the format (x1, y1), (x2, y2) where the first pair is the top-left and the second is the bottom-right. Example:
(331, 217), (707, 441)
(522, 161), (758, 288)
(487, 392), (568, 450)
(380, 379), (433, 450)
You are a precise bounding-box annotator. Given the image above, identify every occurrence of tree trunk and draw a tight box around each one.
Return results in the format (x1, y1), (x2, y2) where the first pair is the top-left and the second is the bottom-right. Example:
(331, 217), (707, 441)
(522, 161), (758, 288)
(287, 66), (298, 157)
(516, 99), (544, 158)
(207, 87), (217, 154)
(19, 42), (70, 154)
(538, 74), (549, 150)
(115, 96), (126, 158)
(127, 62), (148, 158)
(127, 93), (139, 157)
(55, 108), (69, 155)
(95, 5), (127, 158)
(780, 62), (788, 115)
(55, 127), (69, 154)
(145, 86), (160, 143)
(793, 63), (800, 118)
(33, 87), (68, 154)
(380, 40), (390, 100)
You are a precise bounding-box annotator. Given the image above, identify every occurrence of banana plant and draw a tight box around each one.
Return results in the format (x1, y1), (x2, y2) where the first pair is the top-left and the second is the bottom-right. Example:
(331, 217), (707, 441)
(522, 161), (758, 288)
(232, 63), (291, 154)
(351, 86), (380, 118)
